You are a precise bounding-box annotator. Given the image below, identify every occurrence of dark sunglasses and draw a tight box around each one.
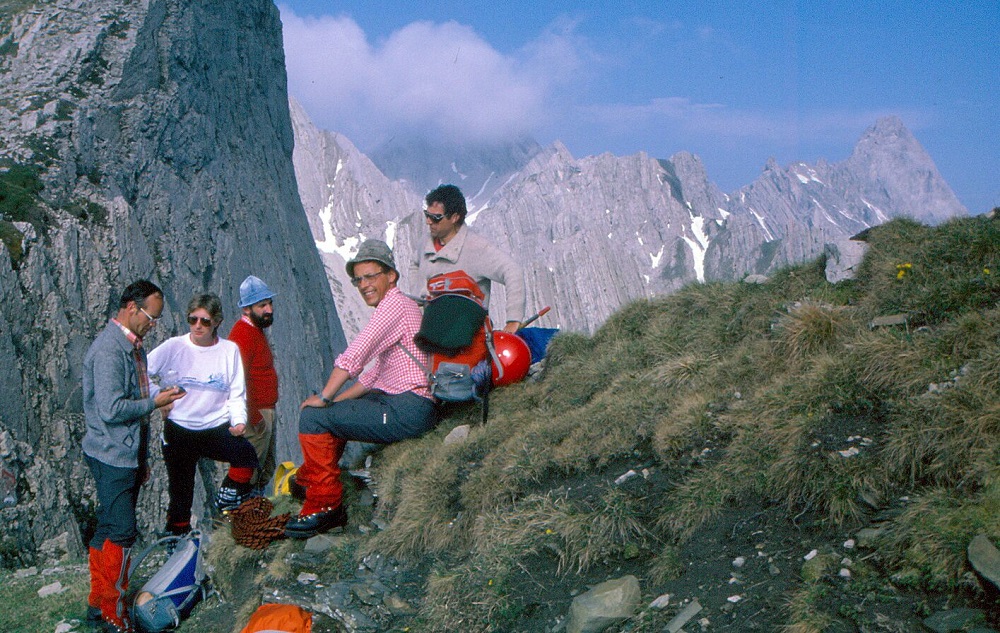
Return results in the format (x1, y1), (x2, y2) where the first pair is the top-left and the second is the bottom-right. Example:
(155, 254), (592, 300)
(187, 315), (214, 327)
(350, 271), (385, 287)
(423, 210), (446, 223)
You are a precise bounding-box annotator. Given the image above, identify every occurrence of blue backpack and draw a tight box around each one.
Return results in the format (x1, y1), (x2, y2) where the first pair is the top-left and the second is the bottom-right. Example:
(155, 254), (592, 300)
(130, 530), (208, 632)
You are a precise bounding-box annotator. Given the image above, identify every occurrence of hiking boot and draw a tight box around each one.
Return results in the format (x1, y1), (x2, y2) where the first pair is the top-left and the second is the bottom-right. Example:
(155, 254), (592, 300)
(86, 605), (102, 631)
(215, 484), (259, 513)
(284, 505), (348, 539)
(100, 617), (136, 633)
(99, 620), (134, 633)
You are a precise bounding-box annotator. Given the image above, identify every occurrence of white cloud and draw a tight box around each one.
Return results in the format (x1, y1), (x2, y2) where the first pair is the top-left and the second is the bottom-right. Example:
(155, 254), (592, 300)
(279, 6), (582, 149)
(277, 5), (935, 182)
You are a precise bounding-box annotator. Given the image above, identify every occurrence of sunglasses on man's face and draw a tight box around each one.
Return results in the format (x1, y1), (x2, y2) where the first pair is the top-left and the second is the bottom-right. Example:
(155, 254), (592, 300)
(187, 315), (213, 327)
(423, 210), (446, 223)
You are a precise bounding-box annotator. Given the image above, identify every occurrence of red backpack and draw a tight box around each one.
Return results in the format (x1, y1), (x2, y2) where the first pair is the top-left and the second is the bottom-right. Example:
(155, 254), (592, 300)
(410, 271), (502, 402)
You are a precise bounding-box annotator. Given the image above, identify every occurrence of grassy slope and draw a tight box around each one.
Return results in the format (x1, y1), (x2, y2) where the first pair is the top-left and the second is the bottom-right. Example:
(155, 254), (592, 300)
(366, 215), (1000, 631)
(8, 215), (1000, 632)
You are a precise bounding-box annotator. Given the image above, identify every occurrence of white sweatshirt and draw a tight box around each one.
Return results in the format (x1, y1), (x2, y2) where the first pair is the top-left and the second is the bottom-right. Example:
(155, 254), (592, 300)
(147, 334), (247, 431)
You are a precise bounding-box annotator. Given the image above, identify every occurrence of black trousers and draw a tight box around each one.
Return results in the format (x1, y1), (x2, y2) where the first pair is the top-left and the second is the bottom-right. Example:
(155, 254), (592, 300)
(161, 419), (258, 526)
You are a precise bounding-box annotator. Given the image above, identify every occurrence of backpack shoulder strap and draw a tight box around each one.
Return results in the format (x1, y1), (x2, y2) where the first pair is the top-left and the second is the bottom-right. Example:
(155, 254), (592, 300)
(128, 535), (181, 578)
(401, 291), (427, 306)
(396, 341), (432, 384)
(483, 321), (503, 384)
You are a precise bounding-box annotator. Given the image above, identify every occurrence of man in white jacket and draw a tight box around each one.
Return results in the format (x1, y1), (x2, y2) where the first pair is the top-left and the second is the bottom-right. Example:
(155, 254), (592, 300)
(414, 183), (527, 333)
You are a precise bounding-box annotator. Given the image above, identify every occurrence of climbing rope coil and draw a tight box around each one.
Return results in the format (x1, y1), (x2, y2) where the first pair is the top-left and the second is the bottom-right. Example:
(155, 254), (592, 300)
(228, 496), (290, 550)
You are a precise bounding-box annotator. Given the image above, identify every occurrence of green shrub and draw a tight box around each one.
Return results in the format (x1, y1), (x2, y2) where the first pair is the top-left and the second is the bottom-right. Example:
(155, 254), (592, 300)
(0, 220), (24, 265)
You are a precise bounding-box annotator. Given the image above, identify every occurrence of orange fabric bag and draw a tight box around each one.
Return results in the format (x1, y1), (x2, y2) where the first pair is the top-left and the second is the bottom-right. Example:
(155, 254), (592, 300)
(239, 603), (312, 633)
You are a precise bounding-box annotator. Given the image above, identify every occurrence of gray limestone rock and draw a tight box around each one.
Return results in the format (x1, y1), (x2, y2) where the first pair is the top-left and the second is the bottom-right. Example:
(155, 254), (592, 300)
(968, 534), (1000, 591)
(824, 239), (868, 283)
(566, 575), (641, 633)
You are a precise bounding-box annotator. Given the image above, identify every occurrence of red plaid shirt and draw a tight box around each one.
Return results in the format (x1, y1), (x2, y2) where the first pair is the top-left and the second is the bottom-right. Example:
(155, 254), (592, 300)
(335, 287), (432, 399)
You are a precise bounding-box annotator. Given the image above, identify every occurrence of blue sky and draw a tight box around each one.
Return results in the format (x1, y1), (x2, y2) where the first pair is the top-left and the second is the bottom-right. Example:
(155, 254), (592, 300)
(278, 1), (998, 214)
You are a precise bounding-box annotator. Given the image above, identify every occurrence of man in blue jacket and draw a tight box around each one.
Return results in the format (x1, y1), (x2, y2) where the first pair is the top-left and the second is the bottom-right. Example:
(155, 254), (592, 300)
(82, 279), (185, 633)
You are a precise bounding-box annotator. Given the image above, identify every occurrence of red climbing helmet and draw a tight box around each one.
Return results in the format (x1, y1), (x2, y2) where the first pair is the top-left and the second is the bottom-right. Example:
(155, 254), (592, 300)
(490, 331), (532, 387)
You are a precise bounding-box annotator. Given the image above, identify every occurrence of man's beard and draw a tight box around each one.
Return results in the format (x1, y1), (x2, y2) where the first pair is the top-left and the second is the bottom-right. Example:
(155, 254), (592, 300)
(249, 311), (273, 329)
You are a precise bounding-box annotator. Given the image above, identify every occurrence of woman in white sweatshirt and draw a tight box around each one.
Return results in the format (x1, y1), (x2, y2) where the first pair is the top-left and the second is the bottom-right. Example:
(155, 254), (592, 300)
(148, 292), (258, 535)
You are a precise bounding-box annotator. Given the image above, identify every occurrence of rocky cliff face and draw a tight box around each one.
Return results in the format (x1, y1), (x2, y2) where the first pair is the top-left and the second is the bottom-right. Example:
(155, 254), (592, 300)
(459, 145), (731, 332)
(0, 0), (346, 566)
(293, 108), (967, 335)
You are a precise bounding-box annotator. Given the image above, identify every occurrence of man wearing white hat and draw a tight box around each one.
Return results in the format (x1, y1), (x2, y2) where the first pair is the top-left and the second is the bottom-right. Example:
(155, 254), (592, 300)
(228, 275), (279, 493)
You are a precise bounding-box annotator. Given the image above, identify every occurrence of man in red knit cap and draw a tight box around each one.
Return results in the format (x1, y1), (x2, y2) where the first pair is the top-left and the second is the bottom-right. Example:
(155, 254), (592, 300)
(228, 275), (279, 494)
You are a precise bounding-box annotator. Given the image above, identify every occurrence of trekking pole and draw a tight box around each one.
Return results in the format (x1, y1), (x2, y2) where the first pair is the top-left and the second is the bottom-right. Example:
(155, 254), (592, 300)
(518, 306), (550, 330)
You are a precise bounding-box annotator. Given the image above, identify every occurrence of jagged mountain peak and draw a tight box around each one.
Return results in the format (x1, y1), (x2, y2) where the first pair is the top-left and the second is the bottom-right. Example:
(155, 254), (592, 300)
(866, 114), (909, 138)
(667, 150), (704, 169)
(843, 116), (965, 224)
(289, 100), (967, 335)
(850, 115), (925, 163)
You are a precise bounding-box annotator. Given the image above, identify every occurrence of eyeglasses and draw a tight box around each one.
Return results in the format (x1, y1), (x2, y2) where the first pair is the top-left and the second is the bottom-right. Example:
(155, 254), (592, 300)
(423, 210), (446, 223)
(187, 315), (214, 327)
(138, 306), (160, 325)
(350, 271), (385, 287)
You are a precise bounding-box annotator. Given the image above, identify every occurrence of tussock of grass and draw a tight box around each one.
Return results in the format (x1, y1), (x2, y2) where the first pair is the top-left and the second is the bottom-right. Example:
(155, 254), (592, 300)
(193, 527), (275, 633)
(651, 391), (715, 460)
(647, 544), (683, 586)
(784, 587), (833, 633)
(881, 478), (1000, 590)
(373, 440), (476, 556)
(471, 486), (649, 575)
(657, 467), (735, 540)
(419, 563), (520, 633)
(773, 300), (855, 362)
(646, 352), (719, 389)
(855, 217), (1000, 324)
(883, 388), (1000, 488)
(356, 215), (1000, 629)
